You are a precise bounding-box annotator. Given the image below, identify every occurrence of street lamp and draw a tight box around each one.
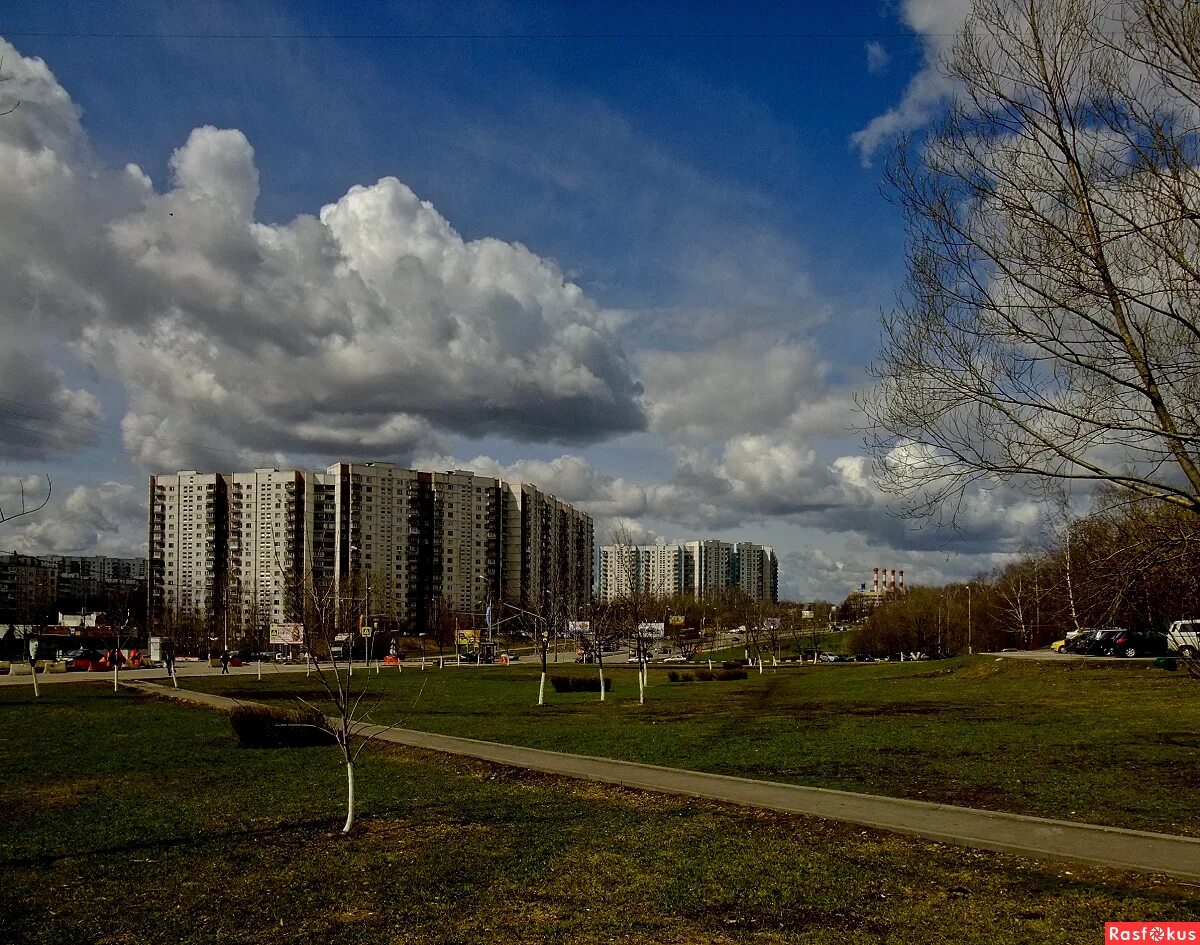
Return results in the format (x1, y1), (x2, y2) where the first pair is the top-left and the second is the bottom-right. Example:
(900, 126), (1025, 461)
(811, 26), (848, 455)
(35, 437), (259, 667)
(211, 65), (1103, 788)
(350, 544), (371, 676)
(475, 573), (494, 661)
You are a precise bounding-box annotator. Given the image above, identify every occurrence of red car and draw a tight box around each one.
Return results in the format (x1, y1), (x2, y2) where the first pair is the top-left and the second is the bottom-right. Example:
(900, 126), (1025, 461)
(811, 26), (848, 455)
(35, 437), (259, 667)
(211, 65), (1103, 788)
(61, 648), (106, 672)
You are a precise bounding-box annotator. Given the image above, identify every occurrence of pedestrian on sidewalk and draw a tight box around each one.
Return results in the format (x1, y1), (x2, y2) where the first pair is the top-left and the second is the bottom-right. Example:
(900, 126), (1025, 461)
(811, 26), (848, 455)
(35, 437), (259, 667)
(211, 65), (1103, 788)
(220, 649), (230, 675)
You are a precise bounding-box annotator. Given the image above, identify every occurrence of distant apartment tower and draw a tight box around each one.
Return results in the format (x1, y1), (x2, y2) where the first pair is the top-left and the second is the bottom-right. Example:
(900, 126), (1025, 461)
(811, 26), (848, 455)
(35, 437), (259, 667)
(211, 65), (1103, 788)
(149, 462), (593, 639)
(0, 552), (58, 624)
(42, 555), (149, 583)
(148, 471), (226, 634)
(598, 539), (778, 604)
(734, 542), (778, 603)
(520, 483), (594, 611)
(226, 468), (304, 635)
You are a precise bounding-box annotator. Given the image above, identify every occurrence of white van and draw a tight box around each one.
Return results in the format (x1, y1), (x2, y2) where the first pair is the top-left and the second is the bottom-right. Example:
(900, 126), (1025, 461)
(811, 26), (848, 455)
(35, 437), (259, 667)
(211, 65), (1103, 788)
(1166, 620), (1200, 658)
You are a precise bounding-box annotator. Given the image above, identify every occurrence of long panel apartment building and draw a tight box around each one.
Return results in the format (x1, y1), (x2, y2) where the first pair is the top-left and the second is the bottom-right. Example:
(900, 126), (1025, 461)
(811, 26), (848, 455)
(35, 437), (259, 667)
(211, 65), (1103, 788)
(598, 539), (778, 604)
(148, 462), (593, 639)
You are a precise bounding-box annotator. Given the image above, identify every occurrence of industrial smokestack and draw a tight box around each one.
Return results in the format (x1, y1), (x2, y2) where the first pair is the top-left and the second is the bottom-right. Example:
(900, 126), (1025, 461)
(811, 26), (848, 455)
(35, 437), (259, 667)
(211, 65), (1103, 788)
(899, 569), (905, 592)
(890, 568), (897, 591)
(872, 567), (879, 594)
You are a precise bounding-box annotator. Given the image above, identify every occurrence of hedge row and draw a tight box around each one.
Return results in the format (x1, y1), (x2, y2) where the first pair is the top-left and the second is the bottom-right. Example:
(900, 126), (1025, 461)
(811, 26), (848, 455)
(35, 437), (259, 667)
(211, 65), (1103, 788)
(667, 668), (749, 683)
(229, 704), (337, 748)
(550, 675), (613, 693)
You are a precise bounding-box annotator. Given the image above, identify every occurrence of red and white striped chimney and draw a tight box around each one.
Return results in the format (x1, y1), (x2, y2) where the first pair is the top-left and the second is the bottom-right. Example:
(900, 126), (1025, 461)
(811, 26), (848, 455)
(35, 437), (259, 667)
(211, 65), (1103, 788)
(872, 567), (879, 593)
(899, 569), (905, 592)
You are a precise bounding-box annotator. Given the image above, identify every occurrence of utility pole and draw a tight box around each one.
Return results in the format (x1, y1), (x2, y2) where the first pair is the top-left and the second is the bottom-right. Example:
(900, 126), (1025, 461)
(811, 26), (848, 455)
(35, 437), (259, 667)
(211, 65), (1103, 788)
(968, 583), (973, 656)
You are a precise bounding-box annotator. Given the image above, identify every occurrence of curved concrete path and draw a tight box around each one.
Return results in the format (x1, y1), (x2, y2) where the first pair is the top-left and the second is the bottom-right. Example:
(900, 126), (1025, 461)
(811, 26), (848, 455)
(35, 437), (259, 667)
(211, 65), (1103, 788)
(126, 679), (1200, 882)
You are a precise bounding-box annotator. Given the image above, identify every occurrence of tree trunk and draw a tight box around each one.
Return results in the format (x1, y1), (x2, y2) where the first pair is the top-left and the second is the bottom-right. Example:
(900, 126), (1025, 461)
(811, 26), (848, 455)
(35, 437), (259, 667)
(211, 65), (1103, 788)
(538, 671), (546, 706)
(342, 757), (356, 834)
(598, 662), (605, 701)
(638, 663), (644, 705)
(30, 664), (39, 698)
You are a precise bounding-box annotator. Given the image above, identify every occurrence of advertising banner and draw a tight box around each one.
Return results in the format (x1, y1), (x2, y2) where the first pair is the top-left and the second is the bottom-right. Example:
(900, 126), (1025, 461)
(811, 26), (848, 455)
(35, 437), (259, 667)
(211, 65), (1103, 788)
(269, 623), (304, 645)
(567, 620), (591, 635)
(636, 622), (666, 639)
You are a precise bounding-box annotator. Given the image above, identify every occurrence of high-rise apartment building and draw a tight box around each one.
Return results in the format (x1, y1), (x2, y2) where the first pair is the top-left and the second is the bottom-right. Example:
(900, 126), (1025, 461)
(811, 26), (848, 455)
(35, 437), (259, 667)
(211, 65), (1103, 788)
(148, 462), (593, 640)
(226, 468), (304, 634)
(598, 539), (779, 604)
(520, 484), (593, 612)
(148, 471), (225, 633)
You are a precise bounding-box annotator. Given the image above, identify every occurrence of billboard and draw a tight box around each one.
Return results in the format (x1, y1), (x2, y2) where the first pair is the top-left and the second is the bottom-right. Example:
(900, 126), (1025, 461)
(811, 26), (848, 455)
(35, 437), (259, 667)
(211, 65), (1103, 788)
(567, 620), (591, 635)
(764, 617), (782, 630)
(636, 622), (665, 639)
(457, 628), (477, 645)
(668, 615), (685, 626)
(269, 623), (304, 645)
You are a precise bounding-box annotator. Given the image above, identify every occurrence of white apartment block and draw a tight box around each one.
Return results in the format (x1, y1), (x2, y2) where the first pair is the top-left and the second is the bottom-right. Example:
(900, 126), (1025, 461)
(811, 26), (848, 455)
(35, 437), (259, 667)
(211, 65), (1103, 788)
(226, 468), (303, 633)
(598, 539), (779, 604)
(148, 471), (223, 631)
(598, 543), (640, 601)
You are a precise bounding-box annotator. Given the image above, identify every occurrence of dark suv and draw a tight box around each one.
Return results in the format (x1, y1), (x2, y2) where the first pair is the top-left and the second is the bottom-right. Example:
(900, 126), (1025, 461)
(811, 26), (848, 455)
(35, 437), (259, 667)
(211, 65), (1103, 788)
(1109, 629), (1168, 658)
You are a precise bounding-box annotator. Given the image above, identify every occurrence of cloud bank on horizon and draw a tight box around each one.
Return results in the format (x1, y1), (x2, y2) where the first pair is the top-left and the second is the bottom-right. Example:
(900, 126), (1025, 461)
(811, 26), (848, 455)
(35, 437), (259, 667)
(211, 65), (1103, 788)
(0, 25), (1045, 598)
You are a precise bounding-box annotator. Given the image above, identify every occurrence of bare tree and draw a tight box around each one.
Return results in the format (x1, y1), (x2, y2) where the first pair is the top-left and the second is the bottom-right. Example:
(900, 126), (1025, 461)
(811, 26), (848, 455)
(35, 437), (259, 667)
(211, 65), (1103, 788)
(275, 539), (422, 833)
(863, 0), (1200, 522)
(0, 475), (51, 526)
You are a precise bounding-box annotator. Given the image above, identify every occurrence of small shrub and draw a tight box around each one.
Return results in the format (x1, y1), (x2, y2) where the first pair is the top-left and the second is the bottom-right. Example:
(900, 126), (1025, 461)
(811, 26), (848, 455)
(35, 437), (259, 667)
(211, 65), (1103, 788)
(695, 669), (714, 682)
(230, 704), (336, 748)
(716, 668), (749, 681)
(667, 670), (680, 683)
(680, 672), (695, 683)
(550, 675), (612, 693)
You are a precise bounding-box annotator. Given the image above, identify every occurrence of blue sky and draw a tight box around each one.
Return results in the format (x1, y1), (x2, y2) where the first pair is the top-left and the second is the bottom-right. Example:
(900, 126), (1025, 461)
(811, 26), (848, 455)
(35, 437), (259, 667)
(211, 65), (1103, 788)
(0, 0), (1036, 599)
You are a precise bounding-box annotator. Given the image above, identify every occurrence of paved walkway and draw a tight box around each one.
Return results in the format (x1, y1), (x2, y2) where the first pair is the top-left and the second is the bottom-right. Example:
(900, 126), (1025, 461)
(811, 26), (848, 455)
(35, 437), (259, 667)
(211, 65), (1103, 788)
(126, 680), (1200, 882)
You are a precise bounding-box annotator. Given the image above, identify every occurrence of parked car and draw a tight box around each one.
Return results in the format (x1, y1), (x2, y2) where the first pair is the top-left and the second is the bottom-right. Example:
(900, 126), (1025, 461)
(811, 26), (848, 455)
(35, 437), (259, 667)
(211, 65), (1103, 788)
(1084, 628), (1128, 656)
(60, 648), (106, 672)
(1166, 620), (1200, 659)
(662, 655), (687, 663)
(1064, 629), (1099, 654)
(1109, 629), (1168, 658)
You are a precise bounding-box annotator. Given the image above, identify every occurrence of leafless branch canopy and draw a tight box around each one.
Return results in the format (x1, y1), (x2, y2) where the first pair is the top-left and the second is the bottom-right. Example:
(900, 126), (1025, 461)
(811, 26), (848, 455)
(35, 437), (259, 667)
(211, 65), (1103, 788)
(0, 475), (52, 525)
(862, 0), (1200, 522)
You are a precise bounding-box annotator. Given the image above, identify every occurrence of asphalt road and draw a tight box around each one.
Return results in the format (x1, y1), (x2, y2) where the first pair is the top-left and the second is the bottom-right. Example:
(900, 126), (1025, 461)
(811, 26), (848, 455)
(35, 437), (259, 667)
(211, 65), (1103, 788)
(988, 650), (1158, 663)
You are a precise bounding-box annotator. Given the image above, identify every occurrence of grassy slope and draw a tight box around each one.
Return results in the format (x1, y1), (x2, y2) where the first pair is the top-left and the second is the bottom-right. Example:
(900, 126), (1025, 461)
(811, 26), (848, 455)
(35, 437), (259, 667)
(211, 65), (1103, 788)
(2, 683), (1198, 945)
(186, 655), (1200, 835)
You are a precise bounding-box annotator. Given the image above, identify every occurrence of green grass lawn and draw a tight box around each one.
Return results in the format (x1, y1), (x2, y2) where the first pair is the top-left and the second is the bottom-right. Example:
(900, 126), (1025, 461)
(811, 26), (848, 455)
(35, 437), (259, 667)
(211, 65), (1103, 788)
(183, 655), (1200, 836)
(2, 682), (1198, 945)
